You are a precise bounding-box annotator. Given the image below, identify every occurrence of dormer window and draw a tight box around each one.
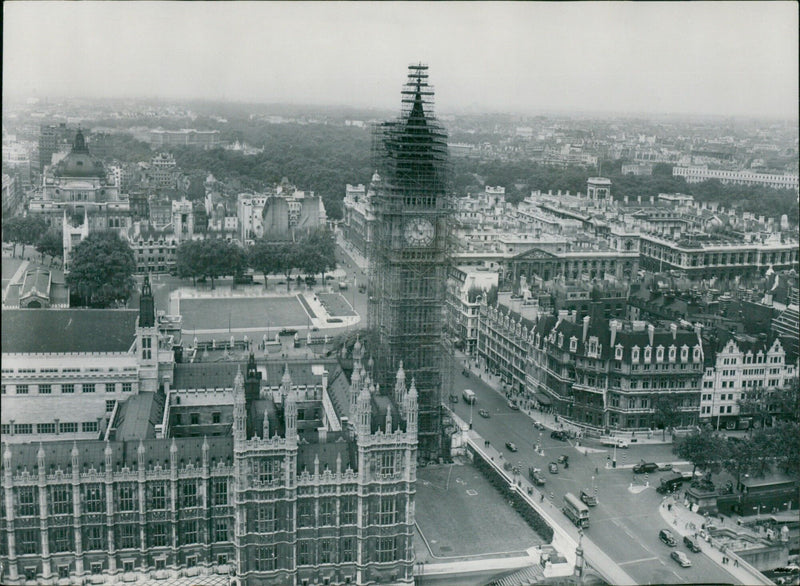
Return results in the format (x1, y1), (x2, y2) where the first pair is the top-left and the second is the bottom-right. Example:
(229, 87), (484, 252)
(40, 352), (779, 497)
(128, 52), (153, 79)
(656, 346), (664, 363)
(615, 344), (623, 360)
(693, 346), (702, 363)
(557, 332), (564, 348)
(569, 337), (578, 352)
(681, 345), (689, 362)
(588, 336), (599, 357)
(668, 345), (676, 362)
(631, 346), (640, 363)
(644, 346), (652, 363)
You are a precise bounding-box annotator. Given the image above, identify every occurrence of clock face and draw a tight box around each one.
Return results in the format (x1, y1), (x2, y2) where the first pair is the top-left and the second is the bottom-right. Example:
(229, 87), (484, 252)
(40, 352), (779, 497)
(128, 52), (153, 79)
(404, 218), (434, 247)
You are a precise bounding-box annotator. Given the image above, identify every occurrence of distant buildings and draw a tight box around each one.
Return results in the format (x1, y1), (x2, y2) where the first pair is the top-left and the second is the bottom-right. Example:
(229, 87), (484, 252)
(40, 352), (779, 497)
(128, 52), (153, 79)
(673, 166), (799, 192)
(28, 130), (132, 270)
(149, 129), (220, 149)
(638, 232), (799, 280)
(38, 123), (74, 171)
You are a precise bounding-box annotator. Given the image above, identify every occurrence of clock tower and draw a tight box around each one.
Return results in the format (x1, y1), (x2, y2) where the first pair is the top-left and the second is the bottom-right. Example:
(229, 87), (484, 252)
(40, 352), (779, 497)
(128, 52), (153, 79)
(368, 64), (453, 462)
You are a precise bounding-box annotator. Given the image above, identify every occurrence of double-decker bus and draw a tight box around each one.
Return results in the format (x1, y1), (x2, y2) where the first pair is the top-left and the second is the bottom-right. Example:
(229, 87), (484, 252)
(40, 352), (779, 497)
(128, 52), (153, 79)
(563, 492), (590, 528)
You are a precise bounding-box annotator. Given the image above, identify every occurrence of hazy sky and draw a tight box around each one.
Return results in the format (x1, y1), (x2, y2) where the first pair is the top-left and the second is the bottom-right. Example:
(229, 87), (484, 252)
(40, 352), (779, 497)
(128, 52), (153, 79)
(4, 1), (798, 117)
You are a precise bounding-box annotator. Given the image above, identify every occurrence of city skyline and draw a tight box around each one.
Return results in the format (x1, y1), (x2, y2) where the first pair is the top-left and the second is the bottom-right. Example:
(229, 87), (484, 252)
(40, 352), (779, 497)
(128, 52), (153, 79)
(3, 1), (799, 118)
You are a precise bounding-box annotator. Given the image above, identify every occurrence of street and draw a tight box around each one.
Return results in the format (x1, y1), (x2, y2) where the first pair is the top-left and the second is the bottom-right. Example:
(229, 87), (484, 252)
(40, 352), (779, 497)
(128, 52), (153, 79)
(446, 361), (742, 585)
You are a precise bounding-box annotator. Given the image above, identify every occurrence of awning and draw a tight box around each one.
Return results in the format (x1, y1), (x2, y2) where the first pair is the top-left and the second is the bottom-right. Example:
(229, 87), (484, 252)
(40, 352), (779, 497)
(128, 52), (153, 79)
(535, 393), (552, 406)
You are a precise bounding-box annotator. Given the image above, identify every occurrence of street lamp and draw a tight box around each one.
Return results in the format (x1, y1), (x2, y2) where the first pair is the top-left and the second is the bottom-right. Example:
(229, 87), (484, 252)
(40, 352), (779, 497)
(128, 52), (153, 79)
(469, 401), (473, 430)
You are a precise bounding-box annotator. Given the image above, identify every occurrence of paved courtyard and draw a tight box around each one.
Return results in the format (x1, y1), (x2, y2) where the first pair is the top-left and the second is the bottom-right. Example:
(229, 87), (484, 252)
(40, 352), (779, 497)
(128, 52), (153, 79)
(415, 462), (546, 561)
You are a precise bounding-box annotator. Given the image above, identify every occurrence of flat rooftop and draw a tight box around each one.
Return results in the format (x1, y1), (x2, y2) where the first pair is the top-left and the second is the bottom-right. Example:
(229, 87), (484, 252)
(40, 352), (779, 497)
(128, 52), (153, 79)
(1, 309), (138, 354)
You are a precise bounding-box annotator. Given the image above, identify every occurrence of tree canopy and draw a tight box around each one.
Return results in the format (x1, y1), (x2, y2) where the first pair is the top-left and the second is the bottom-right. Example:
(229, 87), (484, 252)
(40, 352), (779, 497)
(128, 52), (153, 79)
(2, 215), (48, 256)
(673, 426), (727, 476)
(35, 230), (63, 259)
(653, 394), (683, 441)
(66, 231), (136, 308)
(176, 238), (246, 289)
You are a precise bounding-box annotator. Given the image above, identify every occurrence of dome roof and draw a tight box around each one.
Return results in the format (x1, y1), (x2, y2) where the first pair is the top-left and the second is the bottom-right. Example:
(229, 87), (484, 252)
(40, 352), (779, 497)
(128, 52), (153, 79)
(54, 130), (105, 178)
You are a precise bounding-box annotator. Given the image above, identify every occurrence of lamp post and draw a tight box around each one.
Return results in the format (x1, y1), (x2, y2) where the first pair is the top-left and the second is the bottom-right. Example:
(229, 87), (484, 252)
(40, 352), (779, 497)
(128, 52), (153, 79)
(469, 400), (473, 430)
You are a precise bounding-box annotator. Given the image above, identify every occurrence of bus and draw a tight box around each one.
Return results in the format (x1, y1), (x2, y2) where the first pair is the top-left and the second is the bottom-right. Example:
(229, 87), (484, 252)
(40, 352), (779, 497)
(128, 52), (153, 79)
(563, 492), (590, 528)
(462, 389), (476, 404)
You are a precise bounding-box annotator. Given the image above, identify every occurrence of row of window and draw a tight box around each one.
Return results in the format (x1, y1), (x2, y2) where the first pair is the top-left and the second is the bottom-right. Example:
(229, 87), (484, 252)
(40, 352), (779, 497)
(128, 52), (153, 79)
(10, 480), (229, 517)
(2, 382), (133, 395)
(1, 421), (98, 435)
(11, 519), (230, 555)
(1, 367), (136, 374)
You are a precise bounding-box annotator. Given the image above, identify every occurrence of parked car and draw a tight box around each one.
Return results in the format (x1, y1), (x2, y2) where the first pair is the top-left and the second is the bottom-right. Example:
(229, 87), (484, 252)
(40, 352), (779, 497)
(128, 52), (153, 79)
(633, 461), (659, 474)
(533, 421), (545, 430)
(670, 550), (692, 567)
(508, 401), (519, 410)
(548, 462), (559, 474)
(658, 463), (673, 471)
(659, 529), (677, 547)
(479, 409), (490, 418)
(529, 468), (546, 486)
(505, 442), (518, 452)
(683, 536), (701, 553)
(462, 369), (470, 378)
(551, 431), (568, 441)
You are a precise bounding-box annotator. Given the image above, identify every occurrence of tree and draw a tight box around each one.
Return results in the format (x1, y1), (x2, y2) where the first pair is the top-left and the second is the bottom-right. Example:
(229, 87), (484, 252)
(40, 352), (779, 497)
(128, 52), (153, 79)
(2, 215), (48, 258)
(66, 231), (136, 308)
(296, 229), (337, 281)
(36, 230), (63, 260)
(673, 427), (727, 477)
(176, 240), (203, 286)
(653, 393), (683, 441)
(274, 242), (298, 292)
(247, 239), (282, 288)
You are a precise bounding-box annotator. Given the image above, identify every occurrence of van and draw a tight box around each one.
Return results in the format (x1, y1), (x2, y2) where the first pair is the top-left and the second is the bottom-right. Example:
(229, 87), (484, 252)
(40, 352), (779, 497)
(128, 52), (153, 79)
(580, 489), (598, 506)
(600, 437), (629, 448)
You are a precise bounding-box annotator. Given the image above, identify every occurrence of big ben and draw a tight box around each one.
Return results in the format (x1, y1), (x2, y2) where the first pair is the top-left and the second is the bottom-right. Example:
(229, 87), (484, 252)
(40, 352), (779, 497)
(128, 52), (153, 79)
(368, 64), (453, 462)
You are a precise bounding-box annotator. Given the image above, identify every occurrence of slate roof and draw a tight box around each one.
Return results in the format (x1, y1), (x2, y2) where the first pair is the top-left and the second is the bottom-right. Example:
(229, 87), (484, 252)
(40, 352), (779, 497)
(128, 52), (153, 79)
(172, 358), (339, 390)
(1, 309), (138, 354)
(113, 392), (166, 441)
(297, 433), (355, 474)
(1, 436), (234, 476)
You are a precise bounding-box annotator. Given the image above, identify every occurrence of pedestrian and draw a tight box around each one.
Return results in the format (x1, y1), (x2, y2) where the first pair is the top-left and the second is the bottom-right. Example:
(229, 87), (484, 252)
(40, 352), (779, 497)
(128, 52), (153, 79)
(540, 493), (545, 503)
(733, 558), (738, 567)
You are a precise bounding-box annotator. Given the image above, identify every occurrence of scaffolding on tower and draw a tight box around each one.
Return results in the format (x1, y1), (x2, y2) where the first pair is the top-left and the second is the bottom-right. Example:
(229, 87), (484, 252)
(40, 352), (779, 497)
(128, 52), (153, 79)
(367, 64), (455, 462)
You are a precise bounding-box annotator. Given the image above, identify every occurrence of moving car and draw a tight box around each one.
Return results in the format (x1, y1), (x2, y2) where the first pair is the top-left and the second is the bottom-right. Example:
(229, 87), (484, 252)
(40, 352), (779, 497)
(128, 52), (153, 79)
(671, 550), (692, 567)
(505, 442), (518, 452)
(529, 468), (546, 486)
(557, 454), (569, 465)
(448, 394), (459, 403)
(659, 529), (677, 547)
(548, 462), (559, 474)
(633, 461), (659, 474)
(683, 536), (701, 553)
(551, 430), (568, 441)
(479, 409), (490, 418)
(580, 489), (598, 506)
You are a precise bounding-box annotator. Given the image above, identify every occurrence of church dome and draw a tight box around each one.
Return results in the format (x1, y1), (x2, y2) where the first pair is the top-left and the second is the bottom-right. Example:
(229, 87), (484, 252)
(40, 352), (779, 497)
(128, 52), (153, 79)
(54, 130), (106, 178)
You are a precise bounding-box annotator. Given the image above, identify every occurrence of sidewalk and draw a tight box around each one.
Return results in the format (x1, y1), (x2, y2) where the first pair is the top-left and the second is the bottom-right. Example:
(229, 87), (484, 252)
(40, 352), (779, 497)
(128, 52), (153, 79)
(658, 497), (773, 585)
(456, 350), (674, 446)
